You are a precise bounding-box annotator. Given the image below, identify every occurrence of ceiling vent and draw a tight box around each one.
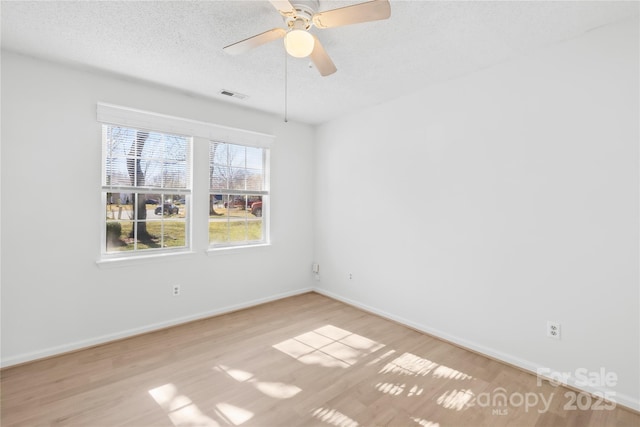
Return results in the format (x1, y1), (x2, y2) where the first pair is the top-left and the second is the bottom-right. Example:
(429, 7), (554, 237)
(219, 89), (248, 100)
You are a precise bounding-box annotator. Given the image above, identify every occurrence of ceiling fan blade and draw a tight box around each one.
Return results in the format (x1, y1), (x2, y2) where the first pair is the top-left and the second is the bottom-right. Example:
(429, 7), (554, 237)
(310, 36), (337, 77)
(269, 0), (295, 16)
(223, 28), (287, 55)
(312, 0), (391, 29)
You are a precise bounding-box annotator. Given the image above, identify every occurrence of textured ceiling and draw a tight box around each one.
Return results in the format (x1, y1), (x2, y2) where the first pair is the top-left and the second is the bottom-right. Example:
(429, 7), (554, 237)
(1, 1), (638, 125)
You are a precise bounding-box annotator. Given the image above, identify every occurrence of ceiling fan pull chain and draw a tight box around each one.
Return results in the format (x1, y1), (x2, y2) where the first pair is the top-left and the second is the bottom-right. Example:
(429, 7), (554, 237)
(284, 47), (289, 123)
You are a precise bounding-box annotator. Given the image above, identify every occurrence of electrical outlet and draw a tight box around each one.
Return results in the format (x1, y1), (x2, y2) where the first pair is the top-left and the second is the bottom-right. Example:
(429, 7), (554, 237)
(172, 284), (181, 296)
(547, 321), (560, 339)
(349, 273), (353, 280)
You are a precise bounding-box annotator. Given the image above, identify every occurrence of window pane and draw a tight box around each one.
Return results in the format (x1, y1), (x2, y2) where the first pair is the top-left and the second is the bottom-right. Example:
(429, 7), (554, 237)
(247, 216), (263, 242)
(105, 157), (130, 186)
(245, 146), (263, 171)
(163, 220), (186, 248)
(106, 220), (131, 252)
(229, 168), (247, 190)
(146, 220), (186, 249)
(209, 218), (229, 244)
(141, 159), (162, 187)
(133, 221), (155, 250)
(163, 160), (186, 189)
(229, 144), (246, 167)
(209, 194), (223, 216)
(245, 169), (264, 191)
(210, 165), (229, 190)
(104, 193), (134, 220)
(211, 142), (228, 165)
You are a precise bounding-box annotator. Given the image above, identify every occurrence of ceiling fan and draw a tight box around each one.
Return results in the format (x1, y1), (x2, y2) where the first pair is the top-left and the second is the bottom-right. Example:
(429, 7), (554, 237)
(223, 0), (391, 77)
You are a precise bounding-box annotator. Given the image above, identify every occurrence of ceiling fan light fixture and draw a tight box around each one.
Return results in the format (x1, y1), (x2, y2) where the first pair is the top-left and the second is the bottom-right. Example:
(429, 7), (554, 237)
(284, 29), (314, 58)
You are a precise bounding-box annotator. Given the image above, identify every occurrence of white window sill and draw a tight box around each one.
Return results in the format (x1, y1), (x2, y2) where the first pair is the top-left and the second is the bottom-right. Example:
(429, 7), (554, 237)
(207, 243), (271, 256)
(96, 250), (197, 268)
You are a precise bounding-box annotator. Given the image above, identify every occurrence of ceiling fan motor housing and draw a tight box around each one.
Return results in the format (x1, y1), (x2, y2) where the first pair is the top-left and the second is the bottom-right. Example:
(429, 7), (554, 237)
(285, 0), (319, 30)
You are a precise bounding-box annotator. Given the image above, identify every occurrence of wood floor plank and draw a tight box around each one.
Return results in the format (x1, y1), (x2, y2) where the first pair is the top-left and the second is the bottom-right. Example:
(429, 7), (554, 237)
(1, 292), (637, 426)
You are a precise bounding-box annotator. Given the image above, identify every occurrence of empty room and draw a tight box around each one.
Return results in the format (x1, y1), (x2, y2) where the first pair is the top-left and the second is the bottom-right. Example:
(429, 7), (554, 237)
(1, 0), (638, 426)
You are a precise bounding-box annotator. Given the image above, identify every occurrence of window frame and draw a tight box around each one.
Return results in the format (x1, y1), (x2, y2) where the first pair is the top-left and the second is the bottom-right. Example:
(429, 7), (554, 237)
(96, 103), (274, 264)
(101, 124), (193, 259)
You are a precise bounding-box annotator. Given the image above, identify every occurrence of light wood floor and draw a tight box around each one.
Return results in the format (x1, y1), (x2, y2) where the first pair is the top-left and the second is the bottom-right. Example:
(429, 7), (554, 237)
(1, 292), (638, 426)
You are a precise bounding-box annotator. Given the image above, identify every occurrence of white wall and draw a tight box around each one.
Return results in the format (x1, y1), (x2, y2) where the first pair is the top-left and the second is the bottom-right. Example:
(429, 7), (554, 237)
(314, 18), (639, 410)
(1, 51), (316, 365)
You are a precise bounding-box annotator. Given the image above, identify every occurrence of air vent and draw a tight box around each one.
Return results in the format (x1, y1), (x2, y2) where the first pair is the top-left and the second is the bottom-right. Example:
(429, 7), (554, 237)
(219, 89), (248, 100)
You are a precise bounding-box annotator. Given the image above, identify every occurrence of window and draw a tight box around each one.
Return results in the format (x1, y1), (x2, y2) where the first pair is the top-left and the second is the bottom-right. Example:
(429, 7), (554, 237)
(102, 125), (191, 255)
(209, 141), (269, 247)
(98, 102), (273, 261)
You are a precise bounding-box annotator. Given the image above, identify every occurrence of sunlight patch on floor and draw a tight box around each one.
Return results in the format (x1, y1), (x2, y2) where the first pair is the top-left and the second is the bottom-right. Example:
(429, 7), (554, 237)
(407, 384), (424, 396)
(436, 388), (475, 411)
(148, 383), (220, 427)
(215, 403), (254, 425)
(375, 382), (406, 396)
(379, 352), (473, 381)
(213, 364), (302, 399)
(312, 407), (359, 427)
(253, 381), (302, 399)
(273, 325), (384, 369)
(375, 382), (425, 397)
(411, 417), (441, 427)
(298, 350), (351, 368)
(213, 365), (254, 382)
(432, 365), (473, 380)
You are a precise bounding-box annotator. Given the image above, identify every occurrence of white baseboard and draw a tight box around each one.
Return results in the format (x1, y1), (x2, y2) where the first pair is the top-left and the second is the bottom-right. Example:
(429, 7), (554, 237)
(1, 287), (313, 368)
(313, 288), (640, 412)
